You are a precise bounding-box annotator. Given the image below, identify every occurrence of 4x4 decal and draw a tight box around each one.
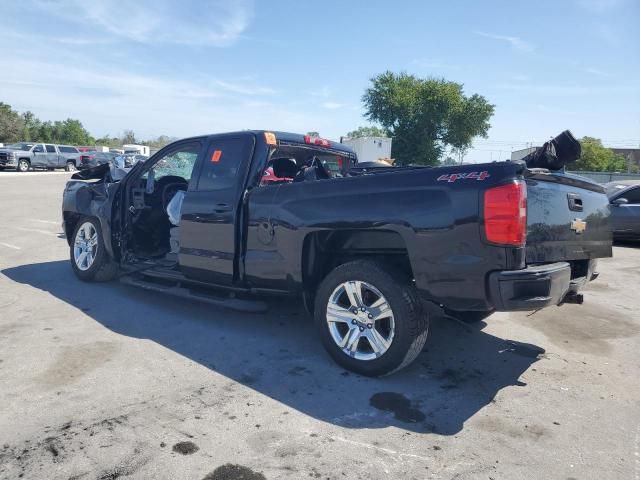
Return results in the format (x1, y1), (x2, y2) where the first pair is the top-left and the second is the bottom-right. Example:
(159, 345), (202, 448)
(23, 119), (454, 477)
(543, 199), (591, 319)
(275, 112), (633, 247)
(437, 171), (490, 183)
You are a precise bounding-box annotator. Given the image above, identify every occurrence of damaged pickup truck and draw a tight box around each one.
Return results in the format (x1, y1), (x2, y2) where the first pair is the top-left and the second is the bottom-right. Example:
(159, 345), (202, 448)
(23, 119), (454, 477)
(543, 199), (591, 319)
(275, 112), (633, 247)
(62, 130), (612, 376)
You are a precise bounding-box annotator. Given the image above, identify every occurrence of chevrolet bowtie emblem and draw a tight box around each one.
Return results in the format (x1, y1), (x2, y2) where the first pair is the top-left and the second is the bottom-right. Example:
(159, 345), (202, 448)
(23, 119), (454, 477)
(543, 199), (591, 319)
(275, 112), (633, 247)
(571, 218), (587, 234)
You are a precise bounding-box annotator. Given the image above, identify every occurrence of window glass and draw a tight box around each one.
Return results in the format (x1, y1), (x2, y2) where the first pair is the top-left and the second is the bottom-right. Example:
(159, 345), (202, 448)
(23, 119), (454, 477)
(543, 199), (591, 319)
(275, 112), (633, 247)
(316, 153), (349, 177)
(7, 143), (34, 151)
(59, 146), (77, 153)
(146, 142), (201, 182)
(45, 144), (56, 153)
(620, 187), (640, 204)
(33, 145), (44, 153)
(197, 136), (253, 191)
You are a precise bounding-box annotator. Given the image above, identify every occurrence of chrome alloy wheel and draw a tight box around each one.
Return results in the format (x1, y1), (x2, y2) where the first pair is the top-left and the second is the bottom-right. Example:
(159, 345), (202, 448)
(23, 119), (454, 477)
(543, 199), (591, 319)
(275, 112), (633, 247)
(73, 222), (98, 271)
(326, 281), (395, 361)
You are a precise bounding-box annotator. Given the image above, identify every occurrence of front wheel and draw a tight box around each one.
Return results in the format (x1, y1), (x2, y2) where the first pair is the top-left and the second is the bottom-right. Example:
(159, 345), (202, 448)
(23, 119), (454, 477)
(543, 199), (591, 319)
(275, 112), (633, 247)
(17, 159), (30, 172)
(70, 217), (118, 282)
(314, 260), (428, 377)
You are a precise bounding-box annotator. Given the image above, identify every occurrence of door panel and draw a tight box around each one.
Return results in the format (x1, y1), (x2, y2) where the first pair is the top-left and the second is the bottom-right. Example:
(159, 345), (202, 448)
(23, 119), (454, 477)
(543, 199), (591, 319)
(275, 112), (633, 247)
(179, 190), (237, 284)
(179, 133), (256, 285)
(32, 144), (46, 166)
(611, 187), (640, 237)
(44, 144), (58, 167)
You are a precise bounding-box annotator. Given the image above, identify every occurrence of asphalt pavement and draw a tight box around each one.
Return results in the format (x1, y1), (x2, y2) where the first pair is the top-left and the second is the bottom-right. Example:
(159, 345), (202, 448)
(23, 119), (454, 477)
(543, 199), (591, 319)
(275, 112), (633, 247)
(0, 172), (638, 479)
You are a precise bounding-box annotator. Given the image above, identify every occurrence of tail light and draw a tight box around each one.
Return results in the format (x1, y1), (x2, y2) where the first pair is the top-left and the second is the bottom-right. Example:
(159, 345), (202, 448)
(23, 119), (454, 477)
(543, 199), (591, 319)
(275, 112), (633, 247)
(483, 180), (527, 246)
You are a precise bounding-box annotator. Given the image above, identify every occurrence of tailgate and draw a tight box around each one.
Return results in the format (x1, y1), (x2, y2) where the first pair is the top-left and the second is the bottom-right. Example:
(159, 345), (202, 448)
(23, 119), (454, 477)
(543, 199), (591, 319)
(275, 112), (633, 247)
(526, 171), (612, 263)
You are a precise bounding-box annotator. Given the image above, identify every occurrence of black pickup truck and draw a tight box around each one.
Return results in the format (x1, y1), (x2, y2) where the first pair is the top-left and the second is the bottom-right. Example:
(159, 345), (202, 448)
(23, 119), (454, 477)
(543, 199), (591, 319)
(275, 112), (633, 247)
(62, 130), (612, 376)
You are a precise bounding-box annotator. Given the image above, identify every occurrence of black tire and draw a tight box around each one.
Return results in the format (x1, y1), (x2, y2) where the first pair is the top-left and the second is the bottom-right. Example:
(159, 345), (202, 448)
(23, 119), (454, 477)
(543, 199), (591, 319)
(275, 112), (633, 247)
(65, 161), (77, 172)
(450, 310), (495, 324)
(17, 159), (30, 172)
(70, 216), (118, 282)
(314, 260), (428, 377)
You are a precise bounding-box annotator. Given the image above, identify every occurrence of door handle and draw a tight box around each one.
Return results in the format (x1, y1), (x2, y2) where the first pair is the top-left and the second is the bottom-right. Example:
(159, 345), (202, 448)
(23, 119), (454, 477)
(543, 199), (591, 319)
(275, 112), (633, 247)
(214, 203), (232, 213)
(567, 193), (583, 212)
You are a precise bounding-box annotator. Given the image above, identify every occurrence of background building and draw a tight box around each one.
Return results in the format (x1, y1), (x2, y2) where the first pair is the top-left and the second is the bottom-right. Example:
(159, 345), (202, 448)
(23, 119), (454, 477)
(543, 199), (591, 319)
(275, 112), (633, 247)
(341, 136), (392, 164)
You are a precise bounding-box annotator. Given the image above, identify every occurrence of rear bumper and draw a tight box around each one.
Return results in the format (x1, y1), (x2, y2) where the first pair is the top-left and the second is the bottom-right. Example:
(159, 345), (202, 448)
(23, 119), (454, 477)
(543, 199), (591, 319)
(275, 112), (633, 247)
(488, 262), (572, 311)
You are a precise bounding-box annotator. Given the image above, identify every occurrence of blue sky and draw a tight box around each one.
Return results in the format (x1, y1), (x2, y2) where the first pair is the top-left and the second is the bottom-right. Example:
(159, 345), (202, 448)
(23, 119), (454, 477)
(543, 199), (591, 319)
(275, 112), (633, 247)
(1, 0), (638, 162)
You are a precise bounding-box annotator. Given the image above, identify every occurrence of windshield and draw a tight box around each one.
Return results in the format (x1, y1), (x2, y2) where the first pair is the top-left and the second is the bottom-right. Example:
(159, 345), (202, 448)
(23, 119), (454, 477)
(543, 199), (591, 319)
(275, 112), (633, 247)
(605, 182), (640, 197)
(6, 143), (34, 151)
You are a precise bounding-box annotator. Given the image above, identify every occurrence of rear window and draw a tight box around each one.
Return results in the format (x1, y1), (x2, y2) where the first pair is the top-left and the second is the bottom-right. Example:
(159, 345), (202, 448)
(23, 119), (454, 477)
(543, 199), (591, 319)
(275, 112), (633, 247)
(197, 136), (254, 191)
(58, 146), (78, 153)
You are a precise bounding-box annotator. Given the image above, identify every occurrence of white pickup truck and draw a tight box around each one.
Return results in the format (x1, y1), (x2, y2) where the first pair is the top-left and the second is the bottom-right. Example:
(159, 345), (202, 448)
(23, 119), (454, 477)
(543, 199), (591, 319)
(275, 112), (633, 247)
(0, 142), (82, 172)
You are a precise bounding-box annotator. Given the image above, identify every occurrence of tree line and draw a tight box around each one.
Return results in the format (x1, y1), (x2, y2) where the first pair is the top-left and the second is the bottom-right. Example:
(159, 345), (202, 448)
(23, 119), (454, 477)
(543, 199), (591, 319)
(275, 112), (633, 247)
(0, 102), (174, 150)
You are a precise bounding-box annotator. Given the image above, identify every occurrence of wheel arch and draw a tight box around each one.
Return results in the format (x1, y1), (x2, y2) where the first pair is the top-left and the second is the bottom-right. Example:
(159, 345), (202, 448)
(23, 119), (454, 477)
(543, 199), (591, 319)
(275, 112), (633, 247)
(63, 211), (116, 260)
(301, 229), (414, 312)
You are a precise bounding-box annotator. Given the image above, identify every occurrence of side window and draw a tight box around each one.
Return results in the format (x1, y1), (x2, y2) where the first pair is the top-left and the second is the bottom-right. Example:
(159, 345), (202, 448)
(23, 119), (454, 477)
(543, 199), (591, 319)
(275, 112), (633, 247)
(146, 142), (202, 182)
(33, 145), (44, 153)
(619, 187), (640, 204)
(197, 136), (254, 191)
(45, 144), (56, 153)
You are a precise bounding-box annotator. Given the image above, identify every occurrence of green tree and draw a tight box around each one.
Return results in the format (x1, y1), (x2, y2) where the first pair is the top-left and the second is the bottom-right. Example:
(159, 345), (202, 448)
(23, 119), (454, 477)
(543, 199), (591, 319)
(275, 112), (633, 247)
(21, 111), (41, 141)
(362, 71), (494, 165)
(58, 118), (94, 145)
(0, 102), (25, 143)
(143, 135), (175, 150)
(346, 125), (387, 138)
(122, 129), (137, 144)
(572, 137), (627, 172)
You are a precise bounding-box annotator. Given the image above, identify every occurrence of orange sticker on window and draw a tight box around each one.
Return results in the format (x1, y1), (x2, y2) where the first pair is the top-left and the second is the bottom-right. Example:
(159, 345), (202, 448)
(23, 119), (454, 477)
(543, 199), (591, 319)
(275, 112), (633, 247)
(211, 150), (222, 162)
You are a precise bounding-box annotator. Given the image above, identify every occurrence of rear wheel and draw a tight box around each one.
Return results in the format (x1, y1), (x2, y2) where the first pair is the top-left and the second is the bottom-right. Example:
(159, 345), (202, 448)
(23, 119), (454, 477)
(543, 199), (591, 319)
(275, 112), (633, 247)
(17, 159), (30, 172)
(314, 260), (428, 377)
(70, 217), (118, 282)
(65, 161), (77, 172)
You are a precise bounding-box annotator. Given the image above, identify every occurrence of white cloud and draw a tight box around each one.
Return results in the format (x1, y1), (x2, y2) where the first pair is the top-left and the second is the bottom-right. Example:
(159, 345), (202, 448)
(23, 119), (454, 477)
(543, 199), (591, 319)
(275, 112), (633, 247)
(474, 31), (534, 53)
(0, 57), (355, 140)
(212, 80), (277, 96)
(34, 0), (254, 46)
(584, 67), (612, 77)
(321, 102), (344, 110)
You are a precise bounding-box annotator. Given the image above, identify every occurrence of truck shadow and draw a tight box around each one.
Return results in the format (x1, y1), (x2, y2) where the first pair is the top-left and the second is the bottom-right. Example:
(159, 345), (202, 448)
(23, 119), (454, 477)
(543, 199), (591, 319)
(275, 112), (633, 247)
(2, 260), (545, 436)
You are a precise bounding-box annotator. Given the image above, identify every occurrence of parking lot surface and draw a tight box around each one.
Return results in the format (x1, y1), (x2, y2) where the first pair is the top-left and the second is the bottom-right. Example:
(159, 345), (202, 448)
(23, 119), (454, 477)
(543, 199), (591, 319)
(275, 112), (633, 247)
(0, 173), (639, 480)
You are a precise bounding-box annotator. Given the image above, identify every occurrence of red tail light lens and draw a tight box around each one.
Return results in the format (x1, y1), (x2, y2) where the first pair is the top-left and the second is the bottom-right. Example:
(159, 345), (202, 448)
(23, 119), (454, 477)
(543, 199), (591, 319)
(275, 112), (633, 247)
(483, 181), (527, 246)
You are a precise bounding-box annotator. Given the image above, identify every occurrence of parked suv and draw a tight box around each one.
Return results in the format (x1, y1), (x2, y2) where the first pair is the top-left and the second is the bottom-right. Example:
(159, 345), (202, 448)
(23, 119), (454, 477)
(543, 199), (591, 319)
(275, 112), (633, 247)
(0, 142), (81, 172)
